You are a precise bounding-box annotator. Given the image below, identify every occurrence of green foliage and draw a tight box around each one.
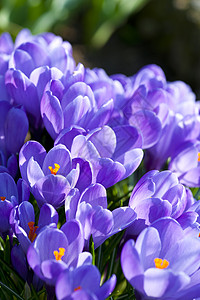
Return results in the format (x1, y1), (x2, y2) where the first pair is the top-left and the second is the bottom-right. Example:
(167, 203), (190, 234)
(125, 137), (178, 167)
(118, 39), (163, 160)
(0, 0), (150, 46)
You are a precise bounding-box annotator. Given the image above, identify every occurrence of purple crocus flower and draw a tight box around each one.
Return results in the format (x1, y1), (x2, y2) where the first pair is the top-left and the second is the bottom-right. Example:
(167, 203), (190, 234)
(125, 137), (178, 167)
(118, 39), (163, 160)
(121, 217), (200, 300)
(0, 101), (29, 158)
(127, 170), (189, 237)
(4, 28), (75, 130)
(0, 172), (18, 234)
(10, 201), (58, 253)
(40, 63), (114, 140)
(65, 183), (137, 249)
(55, 125), (143, 188)
(55, 264), (116, 300)
(19, 140), (92, 208)
(27, 220), (92, 286)
(5, 66), (63, 130)
(0, 172), (29, 236)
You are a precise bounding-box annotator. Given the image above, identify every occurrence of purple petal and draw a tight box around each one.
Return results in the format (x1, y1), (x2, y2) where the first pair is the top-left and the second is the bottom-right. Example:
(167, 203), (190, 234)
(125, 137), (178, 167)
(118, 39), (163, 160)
(112, 125), (143, 159)
(5, 107), (29, 154)
(33, 175), (71, 208)
(96, 158), (125, 188)
(143, 268), (190, 298)
(121, 239), (144, 292)
(38, 203), (58, 228)
(79, 183), (107, 208)
(87, 99), (113, 129)
(72, 158), (93, 192)
(19, 140), (46, 182)
(88, 126), (116, 158)
(129, 110), (162, 149)
(117, 148), (143, 180)
(41, 91), (64, 139)
(63, 95), (91, 129)
(133, 197), (172, 225)
(55, 126), (86, 151)
(61, 220), (84, 267)
(135, 227), (161, 270)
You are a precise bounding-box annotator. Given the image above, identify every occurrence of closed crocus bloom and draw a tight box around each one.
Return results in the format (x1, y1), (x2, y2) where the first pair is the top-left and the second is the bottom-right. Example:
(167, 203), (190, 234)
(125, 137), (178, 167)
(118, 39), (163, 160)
(121, 217), (200, 300)
(55, 264), (116, 300)
(0, 172), (18, 234)
(127, 170), (188, 237)
(0, 101), (29, 158)
(19, 140), (92, 208)
(65, 183), (136, 249)
(4, 28), (75, 131)
(41, 64), (114, 140)
(27, 221), (91, 286)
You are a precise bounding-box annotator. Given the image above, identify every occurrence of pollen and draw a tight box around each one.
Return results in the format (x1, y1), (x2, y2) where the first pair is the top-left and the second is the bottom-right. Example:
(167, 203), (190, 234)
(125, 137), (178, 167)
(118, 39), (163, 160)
(0, 197), (6, 201)
(53, 247), (65, 261)
(154, 258), (169, 269)
(48, 163), (60, 175)
(28, 221), (38, 242)
(198, 152), (200, 162)
(74, 286), (81, 292)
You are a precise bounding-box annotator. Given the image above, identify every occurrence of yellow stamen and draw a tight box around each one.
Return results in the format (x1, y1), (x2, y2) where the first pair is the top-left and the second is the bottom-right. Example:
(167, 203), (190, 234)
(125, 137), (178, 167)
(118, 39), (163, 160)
(0, 197), (6, 201)
(198, 233), (200, 238)
(154, 258), (169, 269)
(28, 221), (38, 242)
(74, 286), (81, 292)
(48, 163), (60, 175)
(53, 247), (65, 261)
(198, 152), (200, 162)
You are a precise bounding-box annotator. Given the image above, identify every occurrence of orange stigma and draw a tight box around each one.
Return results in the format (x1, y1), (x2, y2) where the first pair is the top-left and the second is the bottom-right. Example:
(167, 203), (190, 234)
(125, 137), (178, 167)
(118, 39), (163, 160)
(154, 258), (169, 269)
(28, 222), (38, 242)
(198, 152), (200, 162)
(53, 247), (65, 261)
(48, 163), (60, 175)
(0, 197), (6, 201)
(74, 286), (81, 292)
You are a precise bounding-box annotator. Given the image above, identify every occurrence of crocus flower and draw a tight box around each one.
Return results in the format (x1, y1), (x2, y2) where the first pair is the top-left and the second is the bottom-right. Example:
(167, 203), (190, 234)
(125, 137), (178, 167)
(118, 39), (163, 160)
(127, 170), (188, 237)
(55, 264), (116, 300)
(0, 172), (29, 235)
(4, 28), (75, 130)
(65, 183), (137, 249)
(55, 125), (143, 188)
(19, 140), (92, 208)
(0, 172), (18, 234)
(27, 220), (91, 286)
(0, 101), (29, 158)
(10, 201), (58, 253)
(121, 217), (200, 300)
(40, 63), (114, 140)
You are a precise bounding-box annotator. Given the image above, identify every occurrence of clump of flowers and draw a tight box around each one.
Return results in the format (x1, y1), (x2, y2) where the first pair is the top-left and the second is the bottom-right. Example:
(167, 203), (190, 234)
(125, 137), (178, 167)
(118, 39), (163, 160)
(1, 29), (200, 300)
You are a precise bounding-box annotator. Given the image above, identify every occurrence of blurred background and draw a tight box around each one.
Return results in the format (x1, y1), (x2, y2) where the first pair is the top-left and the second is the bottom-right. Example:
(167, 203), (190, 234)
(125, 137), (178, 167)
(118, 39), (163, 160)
(1, 0), (200, 97)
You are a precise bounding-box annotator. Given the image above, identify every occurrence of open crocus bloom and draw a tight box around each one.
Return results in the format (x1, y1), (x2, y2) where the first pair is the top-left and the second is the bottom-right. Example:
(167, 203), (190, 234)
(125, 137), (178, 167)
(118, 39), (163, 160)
(55, 264), (116, 300)
(19, 141), (93, 208)
(121, 217), (200, 299)
(27, 220), (92, 286)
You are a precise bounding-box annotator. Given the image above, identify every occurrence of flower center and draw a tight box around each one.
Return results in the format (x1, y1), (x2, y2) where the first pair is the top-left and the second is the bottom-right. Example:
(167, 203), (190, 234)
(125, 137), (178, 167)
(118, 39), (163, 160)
(48, 163), (60, 175)
(28, 221), (38, 242)
(74, 286), (81, 292)
(154, 258), (169, 269)
(198, 152), (200, 162)
(0, 197), (6, 201)
(53, 247), (65, 261)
